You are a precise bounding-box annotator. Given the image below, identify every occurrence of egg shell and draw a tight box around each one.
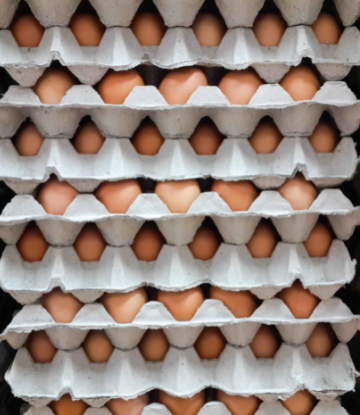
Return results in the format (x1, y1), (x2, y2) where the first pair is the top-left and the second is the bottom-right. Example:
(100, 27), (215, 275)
(69, 13), (105, 47)
(280, 66), (320, 102)
(49, 394), (89, 415)
(131, 12), (166, 46)
(11, 14), (44, 47)
(83, 330), (114, 363)
(209, 287), (258, 318)
(246, 221), (278, 258)
(13, 123), (44, 156)
(250, 325), (281, 358)
(282, 391), (317, 415)
(188, 224), (222, 260)
(279, 175), (318, 211)
(131, 222), (165, 261)
(216, 391), (260, 415)
(194, 327), (226, 359)
(132, 120), (164, 155)
(248, 118), (283, 154)
(211, 180), (259, 212)
(106, 395), (149, 415)
(155, 180), (201, 213)
(192, 13), (227, 47)
(308, 120), (339, 153)
(72, 121), (105, 155)
(253, 13), (287, 47)
(189, 119), (223, 155)
(41, 288), (83, 323)
(74, 223), (107, 261)
(159, 391), (206, 415)
(17, 222), (49, 262)
(138, 329), (170, 361)
(26, 331), (57, 363)
(312, 13), (342, 45)
(306, 323), (336, 358)
(303, 223), (332, 257)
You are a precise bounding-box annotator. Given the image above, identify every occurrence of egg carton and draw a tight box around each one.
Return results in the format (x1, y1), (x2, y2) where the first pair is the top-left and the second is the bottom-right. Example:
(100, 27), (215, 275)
(0, 241), (355, 306)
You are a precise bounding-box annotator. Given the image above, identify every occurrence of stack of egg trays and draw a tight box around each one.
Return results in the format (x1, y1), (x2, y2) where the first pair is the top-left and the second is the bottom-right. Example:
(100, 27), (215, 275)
(0, 0), (360, 414)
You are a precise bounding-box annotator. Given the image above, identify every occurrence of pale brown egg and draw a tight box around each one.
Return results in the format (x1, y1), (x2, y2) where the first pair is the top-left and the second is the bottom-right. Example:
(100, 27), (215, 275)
(50, 394), (89, 415)
(253, 13), (287, 47)
(303, 223), (332, 257)
(13, 123), (45, 156)
(101, 288), (147, 324)
(159, 67), (208, 105)
(157, 287), (205, 321)
(83, 330), (114, 362)
(192, 13), (227, 46)
(26, 331), (57, 363)
(106, 395), (149, 415)
(209, 287), (258, 318)
(155, 180), (201, 213)
(280, 65), (320, 102)
(211, 180), (259, 211)
(188, 224), (222, 260)
(17, 223), (49, 262)
(74, 223), (107, 261)
(250, 325), (281, 358)
(246, 221), (278, 258)
(131, 222), (165, 261)
(132, 120), (164, 155)
(69, 13), (105, 46)
(41, 288), (83, 323)
(217, 391), (260, 415)
(279, 174), (317, 210)
(72, 121), (105, 154)
(95, 179), (142, 214)
(277, 281), (320, 319)
(218, 70), (264, 105)
(248, 118), (283, 154)
(159, 391), (205, 415)
(306, 323), (336, 358)
(34, 68), (78, 105)
(38, 177), (79, 215)
(97, 70), (144, 105)
(308, 120), (339, 153)
(189, 119), (223, 155)
(139, 329), (170, 361)
(282, 391), (317, 415)
(194, 327), (226, 359)
(131, 12), (166, 46)
(312, 13), (342, 45)
(11, 14), (45, 47)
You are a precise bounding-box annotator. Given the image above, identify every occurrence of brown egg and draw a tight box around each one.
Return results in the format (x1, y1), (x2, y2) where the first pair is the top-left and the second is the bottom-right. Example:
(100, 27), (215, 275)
(17, 223), (49, 262)
(155, 180), (201, 213)
(209, 287), (258, 318)
(69, 13), (105, 46)
(97, 70), (144, 105)
(159, 391), (205, 415)
(303, 223), (332, 257)
(194, 327), (226, 359)
(280, 65), (320, 102)
(312, 13), (342, 45)
(131, 222), (165, 261)
(277, 281), (320, 319)
(83, 330), (114, 363)
(253, 13), (287, 47)
(95, 180), (142, 214)
(139, 329), (170, 361)
(308, 120), (339, 153)
(192, 13), (227, 46)
(279, 174), (318, 210)
(306, 323), (336, 358)
(157, 287), (204, 321)
(188, 224), (222, 260)
(246, 221), (278, 258)
(217, 391), (260, 415)
(132, 120), (164, 155)
(250, 325), (281, 358)
(282, 391), (317, 415)
(131, 12), (166, 46)
(248, 118), (283, 154)
(101, 288), (147, 324)
(50, 394), (89, 415)
(74, 223), (107, 261)
(38, 177), (79, 215)
(189, 119), (223, 155)
(13, 123), (45, 156)
(11, 14), (45, 47)
(211, 180), (259, 211)
(218, 70), (263, 105)
(72, 121), (105, 154)
(159, 67), (208, 105)
(41, 288), (83, 323)
(106, 395), (149, 415)
(26, 331), (57, 363)
(34, 68), (78, 105)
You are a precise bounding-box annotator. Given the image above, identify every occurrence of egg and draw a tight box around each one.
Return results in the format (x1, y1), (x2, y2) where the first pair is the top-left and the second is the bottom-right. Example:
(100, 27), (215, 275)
(253, 13), (287, 47)
(303, 223), (332, 257)
(83, 330), (114, 362)
(192, 13), (227, 46)
(308, 120), (339, 153)
(157, 287), (204, 321)
(194, 327), (226, 359)
(38, 177), (79, 215)
(246, 221), (278, 258)
(211, 180), (259, 211)
(279, 174), (317, 210)
(155, 180), (201, 213)
(17, 222), (49, 262)
(218, 70), (263, 105)
(41, 288), (83, 323)
(72, 121), (105, 154)
(74, 223), (107, 261)
(69, 13), (105, 46)
(101, 288), (147, 324)
(50, 395), (89, 415)
(34, 68), (78, 105)
(159, 67), (208, 105)
(250, 325), (281, 358)
(26, 331), (57, 363)
(13, 123), (45, 156)
(131, 12), (167, 46)
(216, 391), (260, 415)
(97, 70), (144, 105)
(248, 118), (283, 154)
(280, 65), (320, 101)
(189, 119), (223, 155)
(132, 120), (164, 155)
(312, 13), (342, 45)
(131, 222), (165, 261)
(11, 14), (45, 47)
(188, 224), (222, 260)
(209, 287), (258, 318)
(306, 323), (336, 357)
(95, 179), (142, 213)
(277, 281), (320, 319)
(159, 391), (205, 415)
(106, 395), (149, 415)
(139, 329), (170, 361)
(282, 391), (317, 415)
